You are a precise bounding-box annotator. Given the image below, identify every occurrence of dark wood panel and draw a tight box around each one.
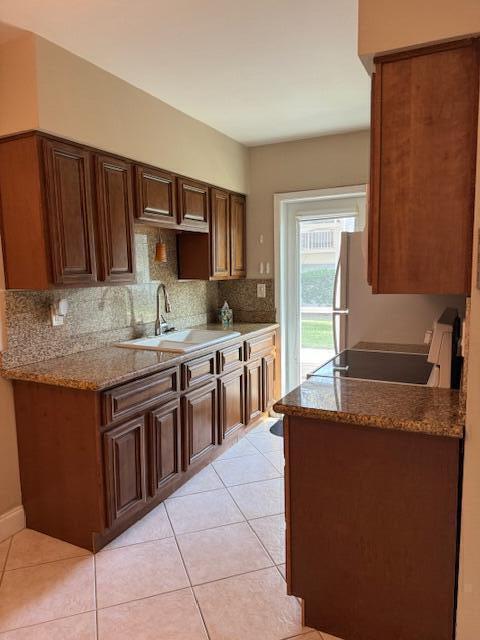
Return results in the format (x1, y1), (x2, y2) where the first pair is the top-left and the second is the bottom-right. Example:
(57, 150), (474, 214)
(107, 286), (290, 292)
(219, 367), (245, 442)
(177, 177), (209, 231)
(104, 416), (147, 527)
(245, 359), (263, 423)
(182, 353), (216, 390)
(42, 139), (98, 285)
(102, 367), (179, 425)
(211, 188), (231, 279)
(182, 381), (217, 467)
(134, 165), (177, 226)
(0, 135), (51, 289)
(95, 154), (136, 284)
(13, 381), (104, 551)
(245, 332), (276, 361)
(149, 399), (182, 494)
(262, 352), (276, 412)
(217, 342), (244, 374)
(285, 416), (460, 640)
(177, 232), (211, 280)
(372, 40), (479, 294)
(230, 194), (246, 278)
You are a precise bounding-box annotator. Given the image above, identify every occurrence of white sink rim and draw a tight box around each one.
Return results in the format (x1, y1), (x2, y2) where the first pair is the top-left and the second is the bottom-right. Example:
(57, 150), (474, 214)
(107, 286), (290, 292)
(115, 329), (241, 354)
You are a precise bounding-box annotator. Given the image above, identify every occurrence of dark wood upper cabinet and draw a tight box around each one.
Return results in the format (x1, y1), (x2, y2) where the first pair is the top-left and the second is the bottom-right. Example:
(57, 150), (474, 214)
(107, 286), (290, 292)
(369, 39), (479, 294)
(210, 188), (231, 279)
(134, 165), (177, 227)
(177, 177), (210, 231)
(42, 139), (98, 286)
(230, 194), (247, 278)
(94, 154), (136, 284)
(103, 415), (147, 528)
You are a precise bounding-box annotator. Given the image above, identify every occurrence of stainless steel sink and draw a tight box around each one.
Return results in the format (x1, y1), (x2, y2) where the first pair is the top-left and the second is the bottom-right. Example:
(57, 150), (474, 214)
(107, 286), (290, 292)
(116, 329), (241, 354)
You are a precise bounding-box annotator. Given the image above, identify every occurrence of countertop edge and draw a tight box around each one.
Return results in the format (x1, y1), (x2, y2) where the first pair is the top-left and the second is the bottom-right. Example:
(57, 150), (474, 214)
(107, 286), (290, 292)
(273, 401), (464, 439)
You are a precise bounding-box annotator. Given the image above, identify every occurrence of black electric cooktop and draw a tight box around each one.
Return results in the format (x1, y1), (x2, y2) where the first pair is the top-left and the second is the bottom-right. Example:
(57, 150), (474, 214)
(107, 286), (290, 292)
(309, 349), (434, 385)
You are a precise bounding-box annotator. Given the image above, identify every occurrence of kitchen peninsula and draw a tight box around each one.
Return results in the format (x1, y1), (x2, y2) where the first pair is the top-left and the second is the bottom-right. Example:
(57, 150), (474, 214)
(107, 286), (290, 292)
(274, 374), (464, 640)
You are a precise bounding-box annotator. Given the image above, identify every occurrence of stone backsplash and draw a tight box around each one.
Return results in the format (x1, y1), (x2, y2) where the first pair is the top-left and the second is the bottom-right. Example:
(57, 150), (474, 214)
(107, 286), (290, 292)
(1, 227), (218, 368)
(1, 225), (276, 368)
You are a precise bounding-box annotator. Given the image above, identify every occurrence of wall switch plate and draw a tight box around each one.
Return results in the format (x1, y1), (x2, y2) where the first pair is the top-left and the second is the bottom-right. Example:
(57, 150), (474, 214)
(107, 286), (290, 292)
(257, 283), (266, 298)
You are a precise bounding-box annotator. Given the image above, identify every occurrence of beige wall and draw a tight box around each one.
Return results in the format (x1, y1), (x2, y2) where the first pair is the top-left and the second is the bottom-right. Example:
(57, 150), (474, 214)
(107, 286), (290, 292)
(247, 130), (370, 278)
(358, 0), (480, 66)
(358, 3), (480, 637)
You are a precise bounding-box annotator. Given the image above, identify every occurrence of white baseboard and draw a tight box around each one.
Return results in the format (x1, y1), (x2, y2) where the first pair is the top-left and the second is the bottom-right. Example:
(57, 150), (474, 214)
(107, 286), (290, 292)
(0, 506), (25, 542)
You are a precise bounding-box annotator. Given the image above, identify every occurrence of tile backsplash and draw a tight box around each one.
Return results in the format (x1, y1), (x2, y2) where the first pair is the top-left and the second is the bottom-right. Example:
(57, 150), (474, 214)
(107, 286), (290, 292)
(1, 225), (276, 368)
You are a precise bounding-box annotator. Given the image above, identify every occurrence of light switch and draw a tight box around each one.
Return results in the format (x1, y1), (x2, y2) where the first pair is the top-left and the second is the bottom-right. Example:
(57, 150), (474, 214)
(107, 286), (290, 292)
(257, 283), (266, 298)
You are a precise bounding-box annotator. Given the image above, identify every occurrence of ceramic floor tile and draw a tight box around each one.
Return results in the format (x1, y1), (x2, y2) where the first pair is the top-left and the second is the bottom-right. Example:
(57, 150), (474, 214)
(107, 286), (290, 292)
(247, 420), (276, 435)
(277, 564), (286, 579)
(6, 529), (90, 570)
(177, 522), (272, 585)
(249, 514), (286, 564)
(97, 588), (208, 640)
(165, 488), (244, 535)
(96, 537), (189, 609)
(0, 556), (95, 633)
(228, 478), (284, 519)
(216, 438), (259, 460)
(0, 611), (96, 639)
(0, 539), (10, 573)
(320, 633), (344, 640)
(292, 633), (322, 639)
(263, 450), (285, 474)
(194, 567), (306, 640)
(104, 503), (173, 550)
(213, 454), (280, 487)
(171, 465), (223, 497)
(247, 431), (284, 453)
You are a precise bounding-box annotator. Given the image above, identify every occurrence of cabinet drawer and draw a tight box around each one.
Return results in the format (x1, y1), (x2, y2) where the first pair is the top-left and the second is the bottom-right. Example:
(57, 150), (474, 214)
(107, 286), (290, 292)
(217, 343), (244, 373)
(182, 353), (216, 390)
(102, 367), (179, 425)
(245, 332), (275, 361)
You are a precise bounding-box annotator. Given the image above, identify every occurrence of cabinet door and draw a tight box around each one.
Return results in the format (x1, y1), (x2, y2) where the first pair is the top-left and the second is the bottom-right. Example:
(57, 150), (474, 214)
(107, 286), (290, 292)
(371, 41), (478, 294)
(182, 381), (217, 467)
(149, 399), (182, 495)
(104, 416), (147, 528)
(134, 165), (177, 227)
(262, 353), (276, 412)
(230, 194), (246, 278)
(95, 154), (136, 283)
(245, 359), (263, 424)
(177, 178), (209, 231)
(219, 368), (245, 442)
(42, 139), (97, 285)
(210, 188), (231, 279)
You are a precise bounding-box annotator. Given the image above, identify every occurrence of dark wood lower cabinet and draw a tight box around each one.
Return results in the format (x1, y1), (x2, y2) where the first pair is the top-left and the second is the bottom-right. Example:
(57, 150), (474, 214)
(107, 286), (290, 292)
(12, 329), (278, 551)
(284, 415), (461, 640)
(246, 359), (263, 423)
(183, 381), (218, 467)
(219, 367), (245, 442)
(103, 416), (147, 528)
(149, 399), (182, 495)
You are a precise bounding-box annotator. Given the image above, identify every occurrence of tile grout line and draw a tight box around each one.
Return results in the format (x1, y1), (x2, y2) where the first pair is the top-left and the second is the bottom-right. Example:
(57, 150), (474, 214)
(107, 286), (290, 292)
(2, 551), (92, 574)
(0, 610), (98, 637)
(163, 497), (213, 640)
(0, 536), (14, 590)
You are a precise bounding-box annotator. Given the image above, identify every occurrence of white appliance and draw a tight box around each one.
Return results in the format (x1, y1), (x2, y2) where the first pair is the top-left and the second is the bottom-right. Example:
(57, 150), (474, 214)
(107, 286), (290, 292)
(331, 231), (463, 373)
(426, 308), (459, 388)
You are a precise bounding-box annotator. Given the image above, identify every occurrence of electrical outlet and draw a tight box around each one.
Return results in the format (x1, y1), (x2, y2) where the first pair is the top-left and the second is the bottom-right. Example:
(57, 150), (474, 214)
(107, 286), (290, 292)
(257, 283), (266, 298)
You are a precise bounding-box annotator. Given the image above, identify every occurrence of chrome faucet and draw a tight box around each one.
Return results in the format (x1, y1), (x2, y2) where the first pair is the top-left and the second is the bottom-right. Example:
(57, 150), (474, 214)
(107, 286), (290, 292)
(155, 283), (172, 336)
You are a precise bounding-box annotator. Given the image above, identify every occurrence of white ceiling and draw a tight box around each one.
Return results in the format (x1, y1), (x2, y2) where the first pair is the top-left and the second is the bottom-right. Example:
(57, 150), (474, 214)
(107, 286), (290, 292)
(0, 0), (370, 146)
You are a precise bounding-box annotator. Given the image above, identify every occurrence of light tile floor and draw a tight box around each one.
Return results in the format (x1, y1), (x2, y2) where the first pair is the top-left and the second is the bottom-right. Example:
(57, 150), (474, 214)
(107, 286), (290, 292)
(0, 418), (341, 640)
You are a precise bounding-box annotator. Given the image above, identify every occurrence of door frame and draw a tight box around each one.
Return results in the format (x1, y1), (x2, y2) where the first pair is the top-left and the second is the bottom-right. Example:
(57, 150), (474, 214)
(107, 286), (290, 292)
(274, 185), (366, 394)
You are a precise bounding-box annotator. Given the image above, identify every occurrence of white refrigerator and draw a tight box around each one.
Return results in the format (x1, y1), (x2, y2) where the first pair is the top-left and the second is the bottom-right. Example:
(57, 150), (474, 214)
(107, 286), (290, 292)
(331, 231), (464, 352)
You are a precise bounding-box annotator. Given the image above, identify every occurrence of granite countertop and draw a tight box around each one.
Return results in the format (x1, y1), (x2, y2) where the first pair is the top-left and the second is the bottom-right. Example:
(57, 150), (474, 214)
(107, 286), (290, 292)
(274, 376), (464, 439)
(0, 323), (278, 391)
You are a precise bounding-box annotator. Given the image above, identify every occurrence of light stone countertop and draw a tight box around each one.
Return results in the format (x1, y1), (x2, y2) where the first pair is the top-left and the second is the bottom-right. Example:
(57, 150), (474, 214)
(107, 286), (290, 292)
(274, 376), (464, 439)
(0, 323), (278, 391)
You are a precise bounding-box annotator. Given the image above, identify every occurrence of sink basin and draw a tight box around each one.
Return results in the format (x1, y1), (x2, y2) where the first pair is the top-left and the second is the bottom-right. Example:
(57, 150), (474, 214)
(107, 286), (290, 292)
(116, 329), (241, 354)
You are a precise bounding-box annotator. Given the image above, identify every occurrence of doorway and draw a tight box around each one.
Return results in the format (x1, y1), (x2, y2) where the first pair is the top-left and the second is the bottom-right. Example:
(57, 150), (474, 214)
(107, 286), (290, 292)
(274, 186), (366, 393)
